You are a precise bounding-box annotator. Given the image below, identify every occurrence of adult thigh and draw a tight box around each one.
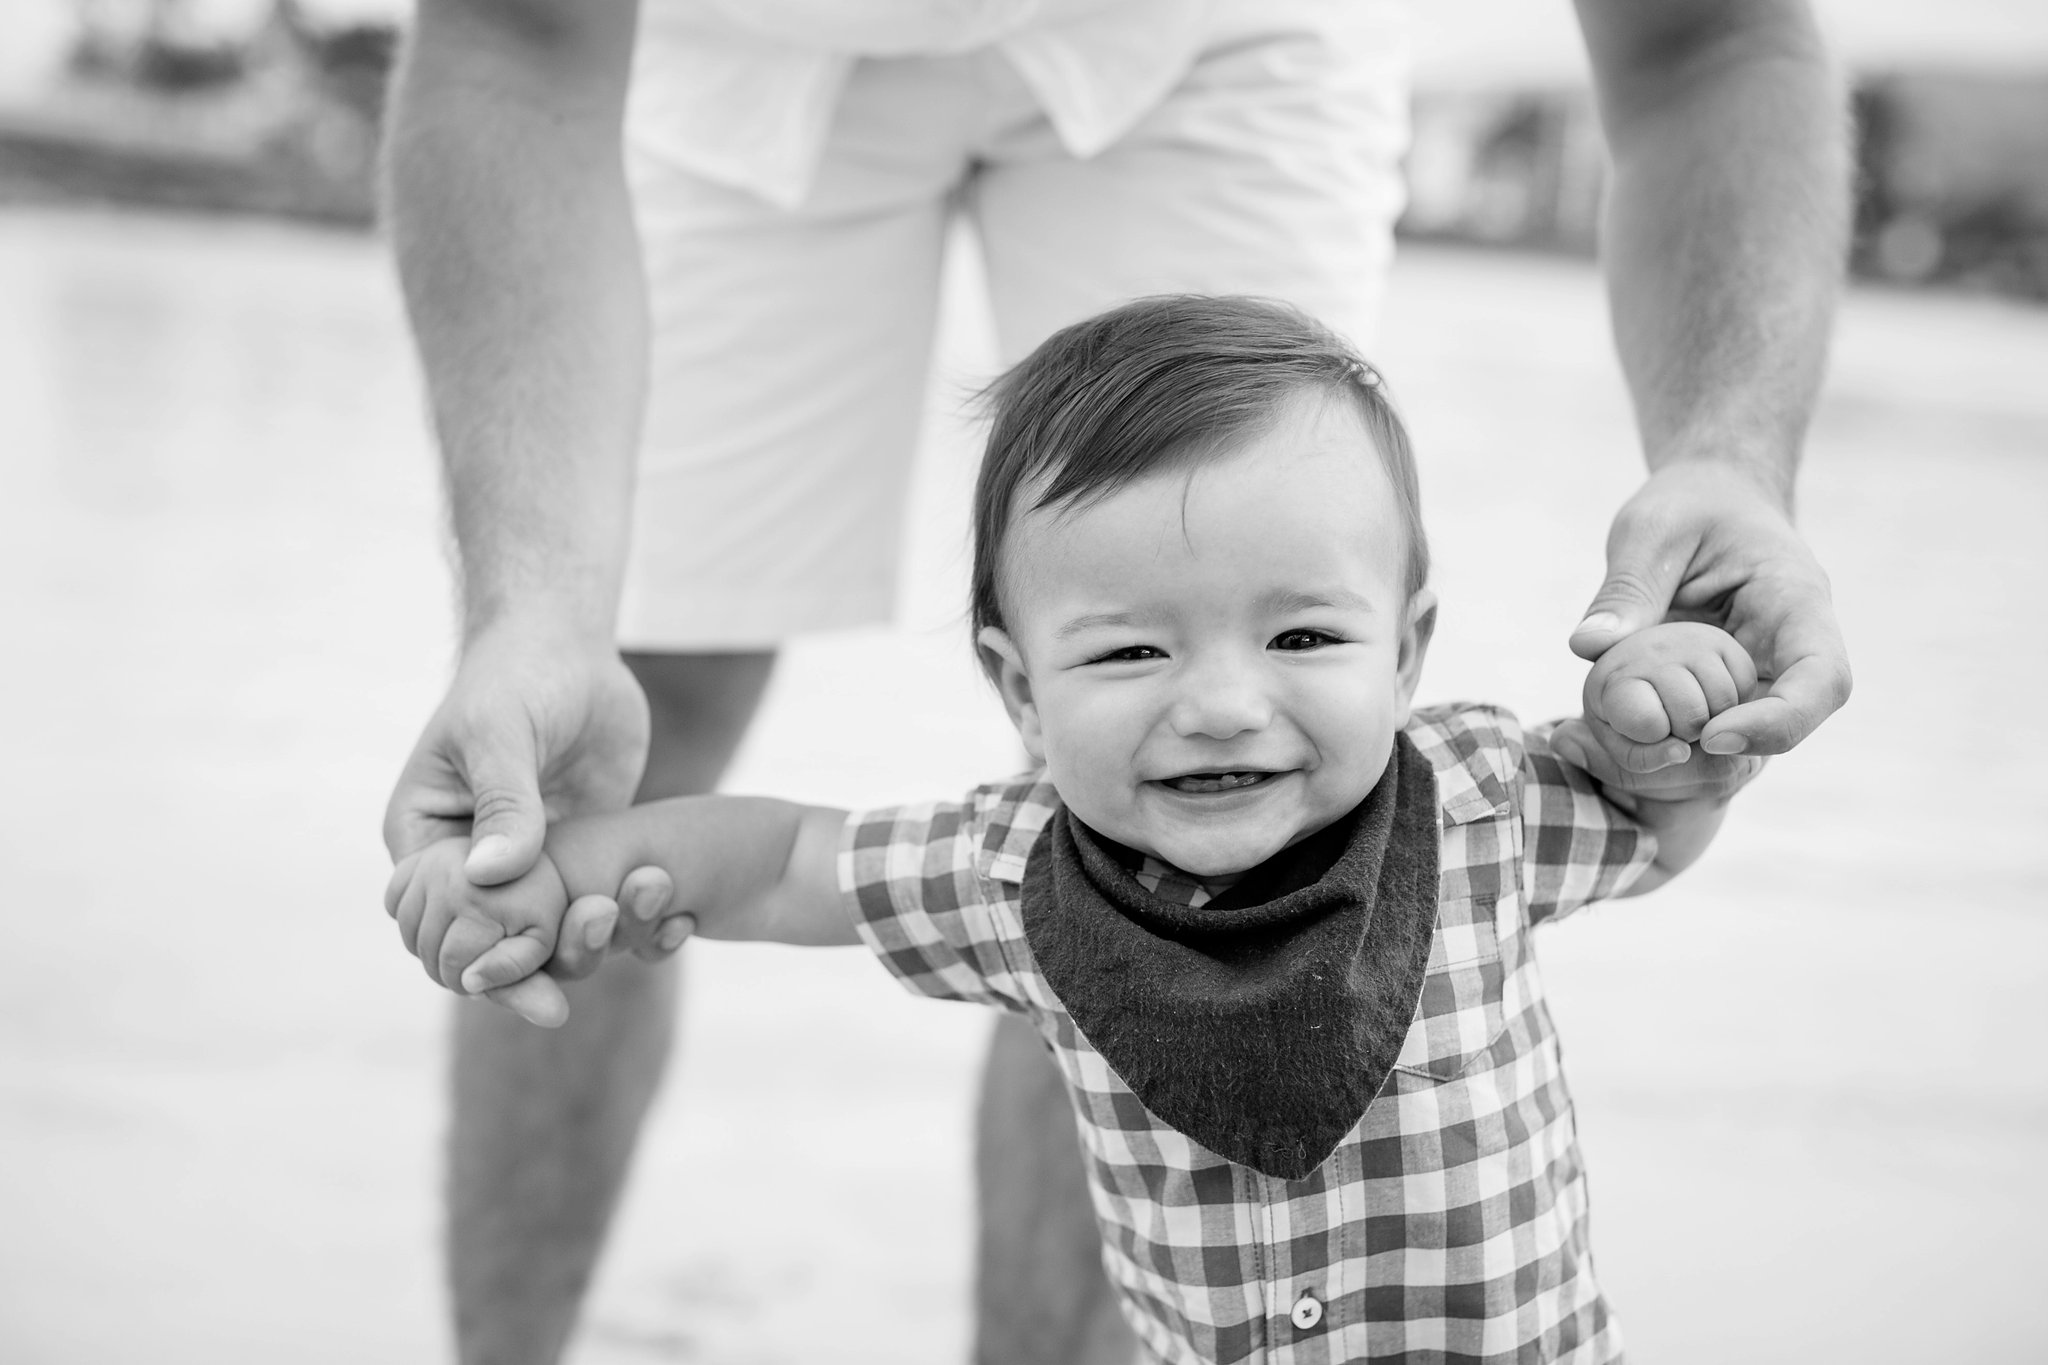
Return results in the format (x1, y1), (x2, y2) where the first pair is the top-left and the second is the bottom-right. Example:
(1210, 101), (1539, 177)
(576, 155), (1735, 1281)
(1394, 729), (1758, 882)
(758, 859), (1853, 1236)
(620, 55), (977, 651)
(973, 8), (1410, 361)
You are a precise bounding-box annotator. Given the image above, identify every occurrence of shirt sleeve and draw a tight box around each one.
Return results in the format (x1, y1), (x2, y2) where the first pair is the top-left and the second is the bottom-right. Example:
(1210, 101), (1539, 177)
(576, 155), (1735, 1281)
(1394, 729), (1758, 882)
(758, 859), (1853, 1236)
(1518, 721), (1660, 926)
(838, 797), (1032, 1012)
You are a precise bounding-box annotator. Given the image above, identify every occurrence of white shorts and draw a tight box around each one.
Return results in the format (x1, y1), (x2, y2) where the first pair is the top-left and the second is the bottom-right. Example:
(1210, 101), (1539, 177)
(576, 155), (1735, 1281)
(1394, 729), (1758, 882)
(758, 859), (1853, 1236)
(617, 21), (1409, 650)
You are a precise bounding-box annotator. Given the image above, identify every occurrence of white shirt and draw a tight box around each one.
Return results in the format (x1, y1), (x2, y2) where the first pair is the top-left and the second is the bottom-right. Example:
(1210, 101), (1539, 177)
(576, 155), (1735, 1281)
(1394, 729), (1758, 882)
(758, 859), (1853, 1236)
(627, 0), (1407, 207)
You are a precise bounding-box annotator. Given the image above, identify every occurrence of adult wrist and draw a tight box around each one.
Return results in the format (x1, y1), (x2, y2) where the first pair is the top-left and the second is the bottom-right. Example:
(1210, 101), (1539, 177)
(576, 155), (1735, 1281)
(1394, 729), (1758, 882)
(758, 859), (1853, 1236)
(460, 587), (619, 654)
(1642, 434), (1799, 516)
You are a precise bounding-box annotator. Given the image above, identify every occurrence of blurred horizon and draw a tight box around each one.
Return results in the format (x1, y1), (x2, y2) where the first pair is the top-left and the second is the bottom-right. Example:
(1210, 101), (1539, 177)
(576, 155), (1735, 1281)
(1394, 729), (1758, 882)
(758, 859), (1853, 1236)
(6, 0), (2048, 97)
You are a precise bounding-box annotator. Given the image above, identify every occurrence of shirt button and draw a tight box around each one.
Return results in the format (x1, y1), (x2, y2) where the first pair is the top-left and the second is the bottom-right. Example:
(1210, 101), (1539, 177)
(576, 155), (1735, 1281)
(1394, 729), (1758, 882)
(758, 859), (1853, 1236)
(1290, 1292), (1324, 1331)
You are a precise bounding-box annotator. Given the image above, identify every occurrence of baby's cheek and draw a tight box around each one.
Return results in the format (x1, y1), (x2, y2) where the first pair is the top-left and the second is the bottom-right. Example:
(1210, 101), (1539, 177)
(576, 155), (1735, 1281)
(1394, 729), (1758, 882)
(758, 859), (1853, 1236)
(1043, 746), (1119, 826)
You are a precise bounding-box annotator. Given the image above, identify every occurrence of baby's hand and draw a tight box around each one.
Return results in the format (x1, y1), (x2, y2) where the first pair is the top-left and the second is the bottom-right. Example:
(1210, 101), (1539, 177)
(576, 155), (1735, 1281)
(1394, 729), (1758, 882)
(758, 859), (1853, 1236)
(1571, 622), (1766, 888)
(1582, 622), (1760, 769)
(384, 839), (573, 1027)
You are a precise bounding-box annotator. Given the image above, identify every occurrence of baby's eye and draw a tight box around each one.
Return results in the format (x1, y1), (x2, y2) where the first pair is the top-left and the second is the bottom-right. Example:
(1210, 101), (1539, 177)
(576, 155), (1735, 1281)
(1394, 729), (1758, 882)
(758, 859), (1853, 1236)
(1271, 629), (1339, 652)
(1093, 644), (1165, 664)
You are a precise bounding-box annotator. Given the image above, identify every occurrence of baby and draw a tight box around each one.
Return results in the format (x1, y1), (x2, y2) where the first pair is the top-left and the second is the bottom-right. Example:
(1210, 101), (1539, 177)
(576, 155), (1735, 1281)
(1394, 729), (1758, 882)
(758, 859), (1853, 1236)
(388, 296), (1761, 1363)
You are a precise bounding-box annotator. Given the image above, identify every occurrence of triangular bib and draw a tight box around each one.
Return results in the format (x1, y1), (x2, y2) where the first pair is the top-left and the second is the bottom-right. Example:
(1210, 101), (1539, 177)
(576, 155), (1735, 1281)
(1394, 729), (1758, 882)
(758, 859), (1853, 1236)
(1021, 733), (1440, 1181)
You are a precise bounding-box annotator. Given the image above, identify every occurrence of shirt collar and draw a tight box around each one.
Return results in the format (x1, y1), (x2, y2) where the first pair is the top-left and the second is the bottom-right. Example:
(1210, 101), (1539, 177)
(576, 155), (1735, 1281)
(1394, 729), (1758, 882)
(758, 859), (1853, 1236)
(980, 726), (1507, 889)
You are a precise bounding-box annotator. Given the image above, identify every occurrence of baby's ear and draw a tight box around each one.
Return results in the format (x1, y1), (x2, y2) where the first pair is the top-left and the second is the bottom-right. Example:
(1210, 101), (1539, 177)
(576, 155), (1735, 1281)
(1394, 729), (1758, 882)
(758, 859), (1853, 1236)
(976, 626), (1045, 762)
(1391, 589), (1438, 728)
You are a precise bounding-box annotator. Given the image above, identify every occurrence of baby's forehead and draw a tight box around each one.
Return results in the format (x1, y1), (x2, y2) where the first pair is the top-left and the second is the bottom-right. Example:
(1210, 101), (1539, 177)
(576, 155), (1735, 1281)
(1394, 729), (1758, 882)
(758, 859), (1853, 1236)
(1019, 392), (1394, 523)
(1001, 428), (1407, 596)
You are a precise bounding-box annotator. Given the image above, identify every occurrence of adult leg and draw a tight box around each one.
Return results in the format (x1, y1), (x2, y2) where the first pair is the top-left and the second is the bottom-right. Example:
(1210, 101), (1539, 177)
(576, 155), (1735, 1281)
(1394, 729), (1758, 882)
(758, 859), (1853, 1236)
(443, 52), (975, 1365)
(447, 652), (775, 1365)
(974, 1013), (1135, 1365)
(966, 14), (1412, 1361)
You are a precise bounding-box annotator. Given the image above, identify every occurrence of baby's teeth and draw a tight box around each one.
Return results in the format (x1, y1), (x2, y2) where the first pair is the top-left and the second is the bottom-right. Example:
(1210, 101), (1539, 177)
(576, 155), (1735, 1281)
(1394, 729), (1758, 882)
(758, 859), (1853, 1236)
(1172, 771), (1262, 792)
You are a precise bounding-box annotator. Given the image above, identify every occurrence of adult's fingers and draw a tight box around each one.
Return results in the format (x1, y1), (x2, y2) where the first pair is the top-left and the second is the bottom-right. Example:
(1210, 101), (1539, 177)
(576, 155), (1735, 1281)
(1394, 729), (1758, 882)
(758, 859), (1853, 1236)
(482, 973), (570, 1029)
(633, 913), (697, 963)
(1701, 631), (1853, 756)
(1699, 655), (1852, 755)
(545, 896), (621, 981)
(1569, 511), (1695, 662)
(461, 934), (553, 996)
(382, 735), (483, 862)
(461, 726), (548, 887)
(439, 917), (508, 993)
(603, 867), (678, 956)
(620, 866), (676, 927)
(383, 790), (472, 865)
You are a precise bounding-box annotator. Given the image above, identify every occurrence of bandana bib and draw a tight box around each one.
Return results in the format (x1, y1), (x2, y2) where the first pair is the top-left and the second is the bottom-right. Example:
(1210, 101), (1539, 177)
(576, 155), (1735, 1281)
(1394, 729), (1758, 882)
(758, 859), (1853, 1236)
(1021, 733), (1440, 1180)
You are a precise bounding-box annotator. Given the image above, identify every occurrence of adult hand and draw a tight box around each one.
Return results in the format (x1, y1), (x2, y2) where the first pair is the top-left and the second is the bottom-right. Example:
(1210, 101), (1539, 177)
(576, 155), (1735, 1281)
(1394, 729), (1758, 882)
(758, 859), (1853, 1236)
(1566, 461), (1851, 779)
(383, 620), (655, 1013)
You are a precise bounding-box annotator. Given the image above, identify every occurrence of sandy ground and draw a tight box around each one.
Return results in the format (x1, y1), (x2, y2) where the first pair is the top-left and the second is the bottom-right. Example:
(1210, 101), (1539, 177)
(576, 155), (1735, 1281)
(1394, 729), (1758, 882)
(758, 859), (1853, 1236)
(0, 207), (2044, 1363)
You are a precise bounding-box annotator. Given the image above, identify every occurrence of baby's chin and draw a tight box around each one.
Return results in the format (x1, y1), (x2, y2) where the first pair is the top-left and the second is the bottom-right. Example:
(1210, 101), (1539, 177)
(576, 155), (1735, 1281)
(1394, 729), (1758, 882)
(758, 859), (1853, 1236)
(1133, 789), (1387, 877)
(1155, 838), (1291, 879)
(1070, 774), (1381, 878)
(1110, 820), (1313, 880)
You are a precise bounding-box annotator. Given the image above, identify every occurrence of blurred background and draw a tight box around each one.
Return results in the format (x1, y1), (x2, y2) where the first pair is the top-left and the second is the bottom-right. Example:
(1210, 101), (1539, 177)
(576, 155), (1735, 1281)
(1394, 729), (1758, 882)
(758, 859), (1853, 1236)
(2, 2), (2044, 1362)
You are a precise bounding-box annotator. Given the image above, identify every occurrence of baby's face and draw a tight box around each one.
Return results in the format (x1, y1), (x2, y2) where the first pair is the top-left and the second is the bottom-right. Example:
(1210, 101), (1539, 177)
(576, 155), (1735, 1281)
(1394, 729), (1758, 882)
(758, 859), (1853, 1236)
(982, 392), (1434, 878)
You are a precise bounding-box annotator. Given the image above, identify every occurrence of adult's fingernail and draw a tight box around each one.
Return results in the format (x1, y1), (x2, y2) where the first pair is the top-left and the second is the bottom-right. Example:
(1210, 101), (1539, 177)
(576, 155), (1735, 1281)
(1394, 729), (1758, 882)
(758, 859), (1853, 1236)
(467, 835), (510, 869)
(630, 883), (660, 922)
(1576, 612), (1621, 636)
(1703, 733), (1749, 755)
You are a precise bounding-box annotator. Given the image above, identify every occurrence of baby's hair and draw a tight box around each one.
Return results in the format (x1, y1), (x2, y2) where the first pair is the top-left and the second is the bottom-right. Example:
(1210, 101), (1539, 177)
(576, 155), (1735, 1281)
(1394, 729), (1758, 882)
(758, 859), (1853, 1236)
(970, 295), (1428, 648)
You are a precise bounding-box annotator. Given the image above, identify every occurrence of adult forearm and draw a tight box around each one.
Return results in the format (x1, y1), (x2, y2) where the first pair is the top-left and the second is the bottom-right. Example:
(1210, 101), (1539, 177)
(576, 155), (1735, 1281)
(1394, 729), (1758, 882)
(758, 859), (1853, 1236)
(1586, 3), (1850, 508)
(385, 0), (647, 641)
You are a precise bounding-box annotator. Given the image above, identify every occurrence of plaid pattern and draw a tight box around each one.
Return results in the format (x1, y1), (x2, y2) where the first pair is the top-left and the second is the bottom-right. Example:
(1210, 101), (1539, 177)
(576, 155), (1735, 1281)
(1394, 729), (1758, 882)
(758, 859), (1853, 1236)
(842, 703), (1655, 1364)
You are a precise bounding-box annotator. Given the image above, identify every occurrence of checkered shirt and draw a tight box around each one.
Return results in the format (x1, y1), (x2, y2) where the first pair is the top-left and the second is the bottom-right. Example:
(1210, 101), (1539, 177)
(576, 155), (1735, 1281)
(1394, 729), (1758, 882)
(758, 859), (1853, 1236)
(841, 703), (1655, 1365)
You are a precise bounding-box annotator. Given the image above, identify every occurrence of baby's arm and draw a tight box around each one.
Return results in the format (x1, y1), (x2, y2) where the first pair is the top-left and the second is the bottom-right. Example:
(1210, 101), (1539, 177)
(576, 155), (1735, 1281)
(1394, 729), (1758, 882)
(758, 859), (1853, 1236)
(387, 797), (853, 1025)
(1579, 622), (1764, 895)
(526, 795), (854, 951)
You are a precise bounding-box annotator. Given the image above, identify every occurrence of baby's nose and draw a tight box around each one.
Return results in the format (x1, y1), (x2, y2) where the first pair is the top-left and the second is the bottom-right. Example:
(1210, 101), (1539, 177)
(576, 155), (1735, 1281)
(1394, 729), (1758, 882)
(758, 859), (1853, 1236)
(1168, 662), (1274, 740)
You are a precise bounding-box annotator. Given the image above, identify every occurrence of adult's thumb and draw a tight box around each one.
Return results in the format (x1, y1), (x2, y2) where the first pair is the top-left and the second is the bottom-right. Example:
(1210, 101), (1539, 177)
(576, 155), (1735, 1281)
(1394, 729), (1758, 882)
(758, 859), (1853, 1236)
(1568, 535), (1687, 662)
(463, 741), (546, 887)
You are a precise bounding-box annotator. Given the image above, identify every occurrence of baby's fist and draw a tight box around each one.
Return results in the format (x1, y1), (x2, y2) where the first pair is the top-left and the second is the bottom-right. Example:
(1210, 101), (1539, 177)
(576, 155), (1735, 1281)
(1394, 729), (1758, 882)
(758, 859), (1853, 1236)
(1583, 622), (1758, 746)
(384, 839), (573, 1026)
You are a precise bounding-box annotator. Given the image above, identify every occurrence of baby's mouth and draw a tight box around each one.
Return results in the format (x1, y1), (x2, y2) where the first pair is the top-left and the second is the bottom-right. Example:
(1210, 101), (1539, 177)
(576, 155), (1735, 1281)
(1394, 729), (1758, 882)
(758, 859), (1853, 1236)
(1160, 770), (1278, 794)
